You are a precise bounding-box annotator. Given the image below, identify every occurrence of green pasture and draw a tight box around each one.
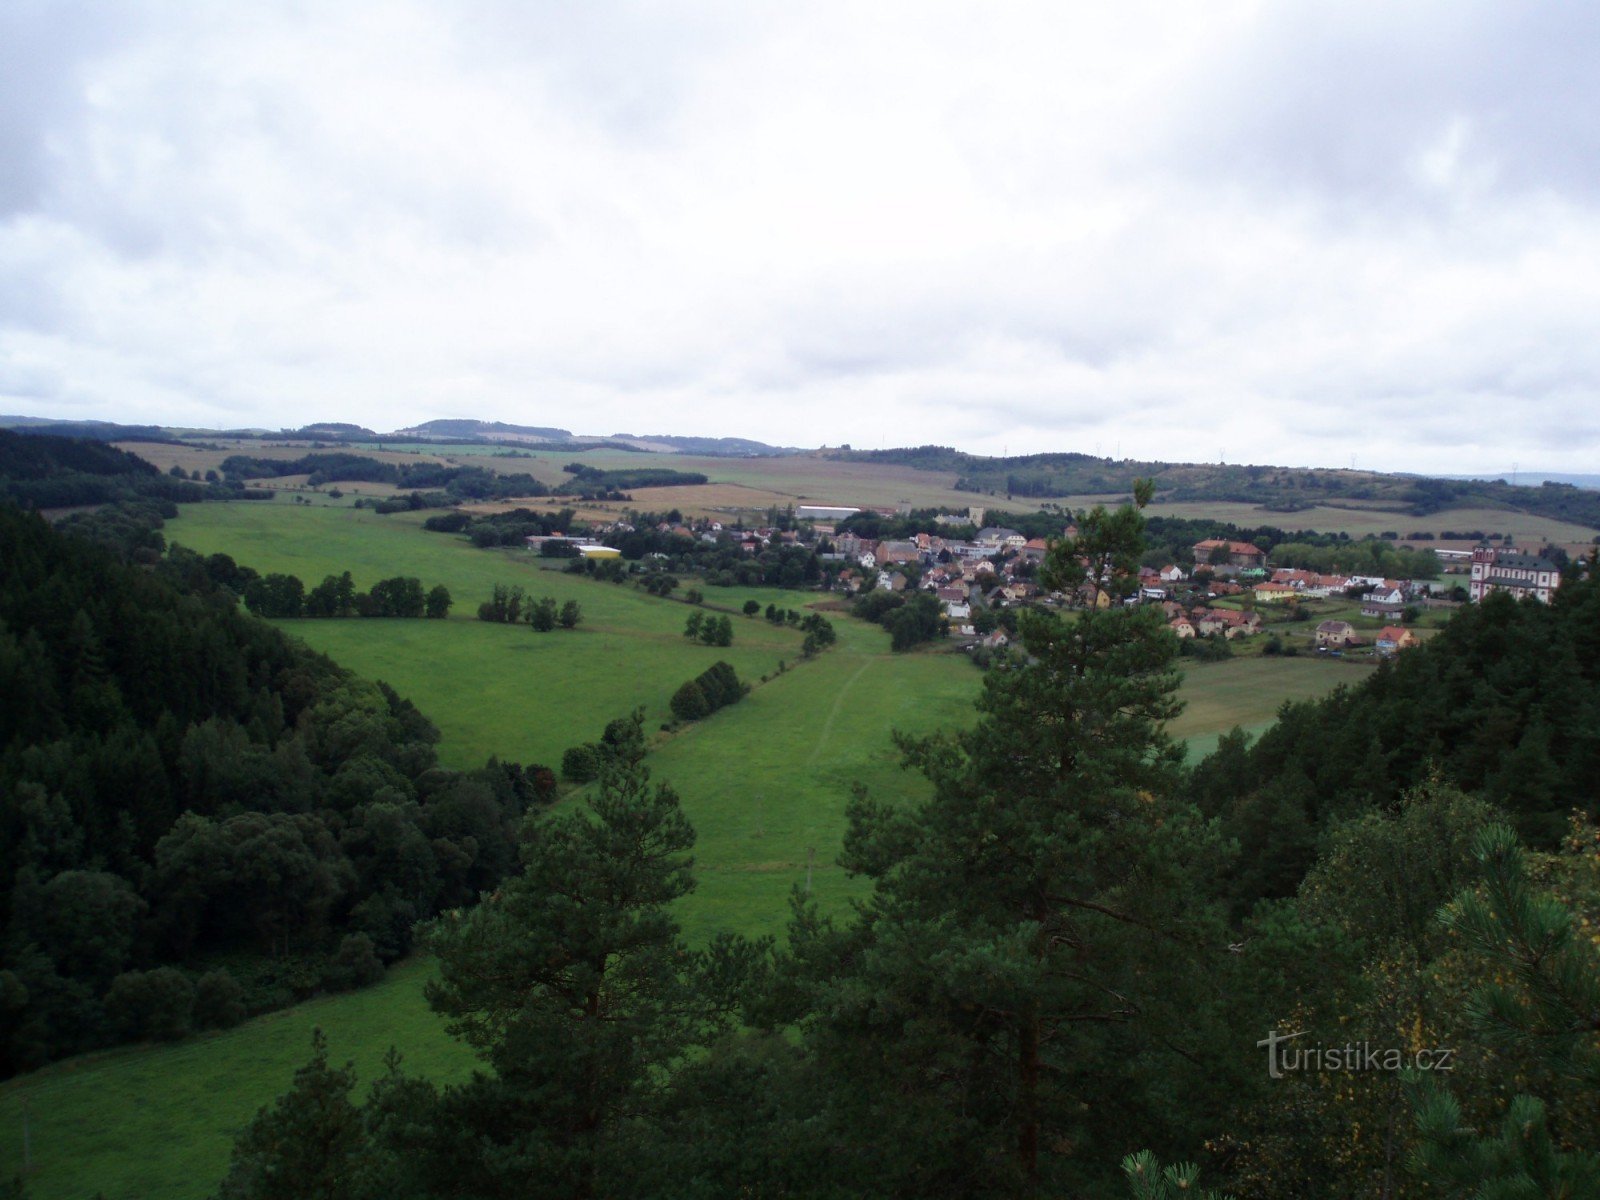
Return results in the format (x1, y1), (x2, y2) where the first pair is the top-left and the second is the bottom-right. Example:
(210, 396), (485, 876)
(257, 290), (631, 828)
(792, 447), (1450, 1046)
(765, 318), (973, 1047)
(1170, 654), (1363, 755)
(0, 958), (470, 1200)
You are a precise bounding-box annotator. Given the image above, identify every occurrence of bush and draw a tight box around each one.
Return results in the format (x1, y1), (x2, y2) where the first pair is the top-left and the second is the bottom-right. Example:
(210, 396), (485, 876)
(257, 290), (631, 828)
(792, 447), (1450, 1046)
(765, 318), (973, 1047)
(322, 933), (384, 993)
(193, 968), (247, 1029)
(106, 968), (195, 1042)
(562, 744), (600, 783)
(670, 679), (711, 721)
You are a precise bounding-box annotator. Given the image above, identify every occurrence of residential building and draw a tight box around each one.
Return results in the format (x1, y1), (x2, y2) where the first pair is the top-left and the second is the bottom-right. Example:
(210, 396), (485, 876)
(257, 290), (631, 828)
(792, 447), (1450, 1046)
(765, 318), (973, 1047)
(1316, 619), (1358, 648)
(1192, 539), (1267, 569)
(1469, 547), (1563, 603)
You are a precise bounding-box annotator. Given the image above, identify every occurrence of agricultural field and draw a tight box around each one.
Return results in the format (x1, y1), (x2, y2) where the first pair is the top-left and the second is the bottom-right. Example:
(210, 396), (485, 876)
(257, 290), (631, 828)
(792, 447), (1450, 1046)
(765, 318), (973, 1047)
(121, 440), (1600, 548)
(0, 498), (1378, 1199)
(1170, 654), (1365, 758)
(1134, 499), (1597, 548)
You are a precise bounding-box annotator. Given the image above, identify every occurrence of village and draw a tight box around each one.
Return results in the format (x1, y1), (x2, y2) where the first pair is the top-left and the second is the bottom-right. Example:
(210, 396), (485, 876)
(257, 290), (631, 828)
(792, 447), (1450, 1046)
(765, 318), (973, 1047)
(545, 502), (1569, 664)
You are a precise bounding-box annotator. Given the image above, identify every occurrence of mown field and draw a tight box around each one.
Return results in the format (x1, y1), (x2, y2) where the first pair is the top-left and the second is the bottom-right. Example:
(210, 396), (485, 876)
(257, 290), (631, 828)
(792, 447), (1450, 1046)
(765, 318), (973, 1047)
(1, 498), (1360, 1199)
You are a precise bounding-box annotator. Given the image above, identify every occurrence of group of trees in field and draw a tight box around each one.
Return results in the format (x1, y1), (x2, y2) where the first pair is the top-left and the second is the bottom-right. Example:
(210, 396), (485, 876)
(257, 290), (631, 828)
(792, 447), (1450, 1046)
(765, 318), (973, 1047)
(241, 572), (452, 620)
(212, 487), (1600, 1199)
(683, 611), (733, 646)
(669, 661), (747, 724)
(558, 711), (648, 784)
(475, 584), (582, 631)
(853, 587), (946, 650)
(0, 506), (554, 1076)
(219, 452), (554, 504)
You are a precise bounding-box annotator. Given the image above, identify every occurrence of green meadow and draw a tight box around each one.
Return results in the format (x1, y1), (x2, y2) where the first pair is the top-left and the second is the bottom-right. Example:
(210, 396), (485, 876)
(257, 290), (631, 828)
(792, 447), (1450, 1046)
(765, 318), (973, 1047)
(1, 499), (1358, 1199)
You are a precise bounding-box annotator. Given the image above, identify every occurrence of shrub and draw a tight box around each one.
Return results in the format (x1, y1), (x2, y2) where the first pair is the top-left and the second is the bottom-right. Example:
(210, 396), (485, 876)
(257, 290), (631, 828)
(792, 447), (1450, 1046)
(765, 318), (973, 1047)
(322, 933), (384, 992)
(562, 744), (600, 783)
(193, 968), (247, 1029)
(106, 968), (195, 1042)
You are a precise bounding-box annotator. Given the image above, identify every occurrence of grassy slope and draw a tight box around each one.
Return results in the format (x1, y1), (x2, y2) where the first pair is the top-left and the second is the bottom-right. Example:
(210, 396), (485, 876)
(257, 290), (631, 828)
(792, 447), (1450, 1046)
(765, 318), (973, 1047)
(162, 502), (812, 769)
(1, 501), (1354, 1199)
(0, 959), (472, 1200)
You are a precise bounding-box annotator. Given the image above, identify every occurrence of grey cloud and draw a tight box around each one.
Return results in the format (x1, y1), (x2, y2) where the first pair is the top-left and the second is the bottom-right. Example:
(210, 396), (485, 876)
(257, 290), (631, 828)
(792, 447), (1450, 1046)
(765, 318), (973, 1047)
(1167, 4), (1600, 209)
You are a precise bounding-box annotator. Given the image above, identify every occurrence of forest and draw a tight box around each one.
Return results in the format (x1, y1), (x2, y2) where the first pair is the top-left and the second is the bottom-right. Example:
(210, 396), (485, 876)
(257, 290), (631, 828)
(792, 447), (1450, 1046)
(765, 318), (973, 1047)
(0, 507), (551, 1076)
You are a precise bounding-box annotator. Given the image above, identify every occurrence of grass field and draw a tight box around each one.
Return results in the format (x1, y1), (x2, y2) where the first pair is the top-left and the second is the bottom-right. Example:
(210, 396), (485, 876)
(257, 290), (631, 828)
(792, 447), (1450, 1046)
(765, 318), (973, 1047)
(0, 500), (1368, 1199)
(0, 959), (471, 1200)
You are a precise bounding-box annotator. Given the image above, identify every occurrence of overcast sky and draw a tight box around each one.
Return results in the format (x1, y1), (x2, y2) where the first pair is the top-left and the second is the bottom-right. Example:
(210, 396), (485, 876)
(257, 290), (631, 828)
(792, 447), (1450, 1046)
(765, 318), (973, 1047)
(2, 2), (1598, 473)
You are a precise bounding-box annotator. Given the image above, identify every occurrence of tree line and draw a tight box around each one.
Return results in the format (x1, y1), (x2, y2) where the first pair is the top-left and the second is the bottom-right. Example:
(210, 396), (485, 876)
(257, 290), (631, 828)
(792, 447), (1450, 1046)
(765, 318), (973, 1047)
(669, 661), (747, 723)
(476, 584), (582, 631)
(241, 572), (452, 620)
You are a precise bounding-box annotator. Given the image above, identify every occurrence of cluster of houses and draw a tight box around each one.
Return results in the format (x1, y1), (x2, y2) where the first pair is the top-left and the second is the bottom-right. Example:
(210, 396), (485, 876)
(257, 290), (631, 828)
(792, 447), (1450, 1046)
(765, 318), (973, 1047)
(547, 508), (1570, 658)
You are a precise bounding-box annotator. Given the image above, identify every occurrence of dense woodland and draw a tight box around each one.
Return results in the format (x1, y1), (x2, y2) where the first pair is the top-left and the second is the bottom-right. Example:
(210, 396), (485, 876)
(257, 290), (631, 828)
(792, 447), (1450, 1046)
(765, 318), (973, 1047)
(200, 491), (1600, 1199)
(0, 507), (551, 1076)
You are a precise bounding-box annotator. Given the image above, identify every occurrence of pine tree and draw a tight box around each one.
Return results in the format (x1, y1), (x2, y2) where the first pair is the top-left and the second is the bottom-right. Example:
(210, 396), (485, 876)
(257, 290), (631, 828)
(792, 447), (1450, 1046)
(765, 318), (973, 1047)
(422, 752), (721, 1198)
(1405, 823), (1600, 1197)
(787, 485), (1233, 1197)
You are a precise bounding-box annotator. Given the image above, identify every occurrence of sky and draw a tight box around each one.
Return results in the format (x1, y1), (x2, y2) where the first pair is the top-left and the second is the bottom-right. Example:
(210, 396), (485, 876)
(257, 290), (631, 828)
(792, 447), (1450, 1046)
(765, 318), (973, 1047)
(2, 1), (1598, 474)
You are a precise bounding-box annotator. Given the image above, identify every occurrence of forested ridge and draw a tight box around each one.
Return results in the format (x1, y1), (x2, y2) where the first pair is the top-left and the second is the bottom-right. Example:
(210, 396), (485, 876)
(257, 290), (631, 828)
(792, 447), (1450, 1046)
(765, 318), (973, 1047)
(0, 428), (213, 509)
(0, 506), (548, 1075)
(824, 443), (1600, 529)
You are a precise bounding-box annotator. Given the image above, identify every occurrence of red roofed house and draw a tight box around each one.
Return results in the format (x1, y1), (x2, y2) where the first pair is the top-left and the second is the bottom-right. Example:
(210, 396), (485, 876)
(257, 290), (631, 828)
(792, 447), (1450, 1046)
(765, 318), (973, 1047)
(1376, 626), (1418, 655)
(1192, 539), (1267, 569)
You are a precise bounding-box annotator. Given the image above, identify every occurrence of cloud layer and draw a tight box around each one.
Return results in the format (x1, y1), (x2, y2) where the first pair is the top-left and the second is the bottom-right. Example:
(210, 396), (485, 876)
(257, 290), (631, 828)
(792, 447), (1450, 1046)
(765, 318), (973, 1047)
(2, 0), (1598, 472)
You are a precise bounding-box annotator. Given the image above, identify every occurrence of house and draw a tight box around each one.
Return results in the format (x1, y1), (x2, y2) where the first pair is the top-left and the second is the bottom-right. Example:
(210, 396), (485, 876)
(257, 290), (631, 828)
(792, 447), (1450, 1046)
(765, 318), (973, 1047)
(1169, 617), (1196, 639)
(875, 540), (920, 567)
(1192, 539), (1267, 569)
(1315, 619), (1357, 649)
(1212, 609), (1262, 635)
(1158, 564), (1188, 583)
(1376, 626), (1418, 655)
(976, 526), (1023, 547)
(1469, 546), (1563, 604)
(1252, 582), (1298, 604)
(1361, 599), (1406, 620)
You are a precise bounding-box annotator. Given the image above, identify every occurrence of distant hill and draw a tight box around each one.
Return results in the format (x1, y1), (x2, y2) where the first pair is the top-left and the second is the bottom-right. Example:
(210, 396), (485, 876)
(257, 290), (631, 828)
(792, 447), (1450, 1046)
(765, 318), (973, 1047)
(283, 422), (378, 439)
(393, 419), (574, 441)
(611, 433), (794, 456)
(0, 415), (175, 443)
(0, 428), (210, 507)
